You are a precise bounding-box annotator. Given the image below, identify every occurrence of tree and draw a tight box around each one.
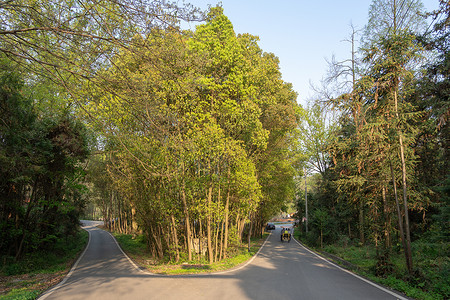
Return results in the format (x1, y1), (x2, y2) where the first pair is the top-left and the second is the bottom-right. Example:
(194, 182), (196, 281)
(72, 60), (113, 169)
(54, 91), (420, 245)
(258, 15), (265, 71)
(367, 30), (423, 274)
(326, 0), (428, 274)
(299, 102), (335, 176)
(0, 0), (201, 91)
(0, 56), (89, 260)
(320, 24), (369, 245)
(312, 208), (330, 248)
(364, 0), (426, 44)
(411, 0), (450, 246)
(83, 6), (300, 264)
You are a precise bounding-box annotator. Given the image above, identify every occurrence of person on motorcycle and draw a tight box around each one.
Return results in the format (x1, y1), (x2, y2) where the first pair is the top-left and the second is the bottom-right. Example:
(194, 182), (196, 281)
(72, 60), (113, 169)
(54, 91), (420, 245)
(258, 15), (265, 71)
(281, 227), (291, 242)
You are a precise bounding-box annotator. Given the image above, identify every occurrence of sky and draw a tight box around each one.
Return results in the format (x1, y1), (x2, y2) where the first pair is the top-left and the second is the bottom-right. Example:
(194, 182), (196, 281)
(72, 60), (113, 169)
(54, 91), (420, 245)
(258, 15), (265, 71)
(183, 0), (440, 106)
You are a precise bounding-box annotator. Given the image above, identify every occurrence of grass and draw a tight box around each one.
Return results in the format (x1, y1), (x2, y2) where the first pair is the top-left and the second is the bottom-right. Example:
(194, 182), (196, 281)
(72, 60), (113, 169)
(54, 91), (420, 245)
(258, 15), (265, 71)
(0, 288), (40, 300)
(112, 232), (268, 275)
(0, 229), (89, 300)
(294, 230), (449, 300)
(322, 244), (377, 271)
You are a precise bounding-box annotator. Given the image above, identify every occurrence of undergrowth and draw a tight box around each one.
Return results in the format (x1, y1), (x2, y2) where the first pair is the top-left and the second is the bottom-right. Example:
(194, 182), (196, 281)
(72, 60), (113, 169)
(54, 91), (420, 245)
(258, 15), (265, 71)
(295, 230), (448, 300)
(113, 232), (267, 275)
(0, 229), (89, 300)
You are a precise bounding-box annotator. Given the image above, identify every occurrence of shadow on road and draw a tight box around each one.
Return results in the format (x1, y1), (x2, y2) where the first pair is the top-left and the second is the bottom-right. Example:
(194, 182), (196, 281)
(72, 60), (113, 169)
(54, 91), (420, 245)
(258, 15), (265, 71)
(42, 222), (406, 300)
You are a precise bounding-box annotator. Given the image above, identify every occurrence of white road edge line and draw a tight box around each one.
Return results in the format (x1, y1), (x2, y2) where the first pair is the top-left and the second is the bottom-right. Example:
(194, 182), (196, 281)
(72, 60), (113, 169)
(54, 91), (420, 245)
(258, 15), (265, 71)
(38, 226), (92, 300)
(210, 232), (271, 275)
(292, 237), (409, 300)
(107, 230), (151, 275)
(37, 223), (272, 299)
(36, 224), (408, 300)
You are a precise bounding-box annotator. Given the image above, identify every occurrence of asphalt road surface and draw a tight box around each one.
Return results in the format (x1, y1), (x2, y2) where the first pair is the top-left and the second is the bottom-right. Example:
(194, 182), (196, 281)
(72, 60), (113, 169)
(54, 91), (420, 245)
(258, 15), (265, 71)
(39, 221), (409, 300)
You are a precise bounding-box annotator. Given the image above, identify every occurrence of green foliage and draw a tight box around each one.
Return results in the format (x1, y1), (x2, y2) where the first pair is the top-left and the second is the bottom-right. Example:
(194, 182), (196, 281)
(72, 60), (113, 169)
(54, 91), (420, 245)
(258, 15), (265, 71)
(0, 288), (40, 300)
(84, 6), (300, 263)
(0, 56), (90, 260)
(1, 229), (88, 276)
(0, 0), (202, 100)
(410, 238), (450, 298)
(298, 102), (334, 175)
(296, 2), (449, 297)
(0, 0), (300, 265)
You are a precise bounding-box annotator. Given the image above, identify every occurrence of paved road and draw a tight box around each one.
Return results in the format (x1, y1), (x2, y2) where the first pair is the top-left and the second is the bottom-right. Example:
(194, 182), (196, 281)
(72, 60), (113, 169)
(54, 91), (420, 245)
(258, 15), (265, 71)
(39, 221), (409, 300)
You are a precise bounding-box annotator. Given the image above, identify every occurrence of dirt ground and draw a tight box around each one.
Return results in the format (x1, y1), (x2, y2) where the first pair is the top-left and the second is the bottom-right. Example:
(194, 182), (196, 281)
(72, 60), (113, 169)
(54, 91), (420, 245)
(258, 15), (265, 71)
(0, 271), (67, 296)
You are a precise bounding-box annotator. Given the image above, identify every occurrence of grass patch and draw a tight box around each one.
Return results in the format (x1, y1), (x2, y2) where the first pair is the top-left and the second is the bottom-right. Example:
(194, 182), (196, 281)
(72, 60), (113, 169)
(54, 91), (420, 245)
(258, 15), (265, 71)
(323, 244), (377, 271)
(0, 288), (40, 300)
(112, 232), (267, 275)
(365, 274), (444, 300)
(0, 229), (89, 299)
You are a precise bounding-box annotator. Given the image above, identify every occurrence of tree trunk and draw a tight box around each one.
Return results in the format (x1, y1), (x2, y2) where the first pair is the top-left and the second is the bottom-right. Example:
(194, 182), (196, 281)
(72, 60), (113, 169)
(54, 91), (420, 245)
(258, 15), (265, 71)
(112, 192), (116, 232)
(151, 225), (164, 260)
(15, 180), (39, 260)
(219, 221), (224, 260)
(305, 169), (308, 233)
(247, 217), (253, 252)
(180, 162), (192, 261)
(214, 223), (219, 262)
(320, 228), (323, 249)
(359, 201), (365, 245)
(131, 204), (137, 233)
(394, 90), (413, 274)
(382, 185), (391, 249)
(214, 179), (221, 262)
(390, 162), (411, 273)
(199, 218), (203, 261)
(348, 222), (351, 239)
(223, 168), (231, 258)
(171, 215), (180, 262)
(207, 176), (213, 264)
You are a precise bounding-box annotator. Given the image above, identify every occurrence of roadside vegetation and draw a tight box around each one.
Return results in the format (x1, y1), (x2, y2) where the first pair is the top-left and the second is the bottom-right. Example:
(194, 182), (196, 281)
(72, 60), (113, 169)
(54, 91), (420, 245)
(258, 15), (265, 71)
(0, 229), (88, 300)
(295, 230), (447, 300)
(294, 0), (449, 299)
(0, 0), (448, 299)
(1, 0), (298, 283)
(113, 232), (268, 275)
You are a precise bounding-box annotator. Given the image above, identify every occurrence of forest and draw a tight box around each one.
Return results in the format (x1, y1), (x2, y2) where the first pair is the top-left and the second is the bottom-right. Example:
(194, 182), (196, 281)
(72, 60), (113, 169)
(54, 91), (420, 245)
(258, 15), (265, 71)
(0, 0), (448, 298)
(297, 0), (448, 297)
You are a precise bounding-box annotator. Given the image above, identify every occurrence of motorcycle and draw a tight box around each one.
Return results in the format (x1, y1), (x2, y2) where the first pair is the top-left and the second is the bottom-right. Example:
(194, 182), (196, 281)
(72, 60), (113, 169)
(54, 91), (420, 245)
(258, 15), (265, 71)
(280, 228), (291, 242)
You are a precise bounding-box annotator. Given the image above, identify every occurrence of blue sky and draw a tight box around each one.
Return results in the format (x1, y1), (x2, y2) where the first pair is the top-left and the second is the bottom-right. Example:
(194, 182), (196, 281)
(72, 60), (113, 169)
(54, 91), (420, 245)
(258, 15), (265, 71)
(184, 0), (440, 106)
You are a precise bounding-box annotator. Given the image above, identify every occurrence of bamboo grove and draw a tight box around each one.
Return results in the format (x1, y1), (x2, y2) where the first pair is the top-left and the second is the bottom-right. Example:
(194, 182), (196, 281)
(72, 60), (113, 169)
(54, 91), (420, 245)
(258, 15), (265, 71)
(0, 1), (300, 263)
(85, 8), (300, 263)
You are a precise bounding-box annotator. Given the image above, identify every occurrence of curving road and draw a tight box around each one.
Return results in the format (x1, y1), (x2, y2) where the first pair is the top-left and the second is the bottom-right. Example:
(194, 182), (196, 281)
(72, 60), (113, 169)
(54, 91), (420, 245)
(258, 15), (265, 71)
(39, 221), (409, 300)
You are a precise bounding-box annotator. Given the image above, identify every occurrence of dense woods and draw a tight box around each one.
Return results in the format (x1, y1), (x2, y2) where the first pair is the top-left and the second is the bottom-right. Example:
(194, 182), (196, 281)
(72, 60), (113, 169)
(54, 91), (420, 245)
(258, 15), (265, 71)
(297, 0), (449, 297)
(0, 57), (89, 260)
(0, 0), (448, 297)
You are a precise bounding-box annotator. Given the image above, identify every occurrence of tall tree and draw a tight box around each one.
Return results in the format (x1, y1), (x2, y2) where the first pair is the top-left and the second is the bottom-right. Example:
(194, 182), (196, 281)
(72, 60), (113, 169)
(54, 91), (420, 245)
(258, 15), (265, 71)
(364, 0), (426, 43)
